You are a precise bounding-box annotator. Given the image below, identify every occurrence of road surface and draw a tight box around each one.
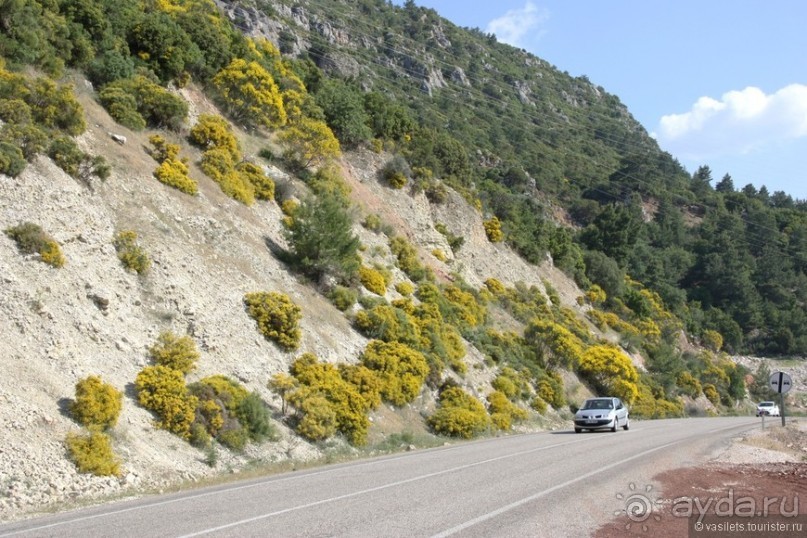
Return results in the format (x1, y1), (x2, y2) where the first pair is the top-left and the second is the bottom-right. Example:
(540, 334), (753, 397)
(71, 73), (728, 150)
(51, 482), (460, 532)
(0, 417), (758, 537)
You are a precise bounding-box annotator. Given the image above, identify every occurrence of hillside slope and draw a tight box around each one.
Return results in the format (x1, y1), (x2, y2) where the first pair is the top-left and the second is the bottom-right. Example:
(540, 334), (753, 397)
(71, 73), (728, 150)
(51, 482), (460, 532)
(0, 79), (586, 520)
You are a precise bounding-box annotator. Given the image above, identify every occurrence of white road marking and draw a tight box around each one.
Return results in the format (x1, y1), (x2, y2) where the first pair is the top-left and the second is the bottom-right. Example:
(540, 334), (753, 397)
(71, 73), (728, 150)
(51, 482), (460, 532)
(429, 422), (750, 537)
(176, 436), (600, 537)
(0, 433), (591, 537)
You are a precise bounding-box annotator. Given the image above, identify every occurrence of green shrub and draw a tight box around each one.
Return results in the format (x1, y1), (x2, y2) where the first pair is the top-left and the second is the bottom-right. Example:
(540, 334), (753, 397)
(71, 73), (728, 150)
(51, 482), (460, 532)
(99, 85), (146, 130)
(26, 77), (86, 135)
(0, 141), (26, 177)
(360, 340), (429, 406)
(362, 214), (382, 232)
(491, 375), (518, 400)
(244, 292), (302, 351)
(543, 280), (561, 306)
(47, 136), (84, 177)
(113, 231), (150, 275)
(415, 308), (467, 376)
(359, 266), (387, 295)
(236, 392), (276, 442)
(428, 386), (490, 439)
(87, 50), (135, 87)
(148, 331), (200, 375)
(328, 286), (357, 311)
(2, 121), (49, 162)
(382, 155), (411, 189)
(217, 421), (249, 451)
(65, 431), (120, 476)
(491, 367), (531, 401)
(531, 397), (548, 414)
(425, 181), (449, 204)
(189, 422), (212, 449)
(389, 236), (430, 282)
(135, 365), (198, 438)
(4, 222), (65, 268)
(100, 76), (188, 130)
(70, 376), (122, 431)
(0, 98), (32, 124)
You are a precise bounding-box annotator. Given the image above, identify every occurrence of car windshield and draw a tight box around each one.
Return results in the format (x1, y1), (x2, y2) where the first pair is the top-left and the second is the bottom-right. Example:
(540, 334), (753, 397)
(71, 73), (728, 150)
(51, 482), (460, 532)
(583, 399), (613, 410)
(759, 402), (774, 407)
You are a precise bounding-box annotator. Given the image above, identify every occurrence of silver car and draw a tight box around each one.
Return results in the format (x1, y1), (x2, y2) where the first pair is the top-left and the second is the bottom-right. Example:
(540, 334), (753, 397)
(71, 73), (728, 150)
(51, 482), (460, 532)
(574, 397), (630, 433)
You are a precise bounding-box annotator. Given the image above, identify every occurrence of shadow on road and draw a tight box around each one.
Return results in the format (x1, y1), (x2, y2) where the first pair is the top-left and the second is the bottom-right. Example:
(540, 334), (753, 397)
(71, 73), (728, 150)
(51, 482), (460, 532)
(550, 430), (612, 435)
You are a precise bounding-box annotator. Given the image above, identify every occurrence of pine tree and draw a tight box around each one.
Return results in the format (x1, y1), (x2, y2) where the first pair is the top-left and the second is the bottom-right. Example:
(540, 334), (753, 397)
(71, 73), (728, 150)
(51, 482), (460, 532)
(284, 191), (360, 282)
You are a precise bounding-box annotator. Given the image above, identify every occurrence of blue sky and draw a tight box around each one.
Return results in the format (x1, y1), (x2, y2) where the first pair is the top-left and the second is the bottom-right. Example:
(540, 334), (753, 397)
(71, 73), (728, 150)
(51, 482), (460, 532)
(405, 1), (807, 200)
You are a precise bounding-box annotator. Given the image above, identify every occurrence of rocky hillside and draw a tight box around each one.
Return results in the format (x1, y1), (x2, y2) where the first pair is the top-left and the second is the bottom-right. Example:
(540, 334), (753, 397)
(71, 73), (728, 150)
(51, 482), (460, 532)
(2, 0), (803, 524)
(0, 78), (588, 521)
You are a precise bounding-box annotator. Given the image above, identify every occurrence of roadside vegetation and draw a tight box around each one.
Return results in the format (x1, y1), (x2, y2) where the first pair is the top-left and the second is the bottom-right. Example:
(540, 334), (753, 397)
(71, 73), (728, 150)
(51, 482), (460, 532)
(1, 0), (802, 475)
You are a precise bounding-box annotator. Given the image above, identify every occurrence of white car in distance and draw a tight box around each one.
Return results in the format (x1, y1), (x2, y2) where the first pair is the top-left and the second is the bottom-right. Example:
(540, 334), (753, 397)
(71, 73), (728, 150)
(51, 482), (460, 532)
(756, 401), (780, 417)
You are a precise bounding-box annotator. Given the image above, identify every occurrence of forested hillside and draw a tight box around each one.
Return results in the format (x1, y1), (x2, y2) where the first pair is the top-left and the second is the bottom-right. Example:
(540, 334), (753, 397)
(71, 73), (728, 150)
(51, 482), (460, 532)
(221, 0), (807, 356)
(0, 0), (805, 518)
(4, 0), (804, 358)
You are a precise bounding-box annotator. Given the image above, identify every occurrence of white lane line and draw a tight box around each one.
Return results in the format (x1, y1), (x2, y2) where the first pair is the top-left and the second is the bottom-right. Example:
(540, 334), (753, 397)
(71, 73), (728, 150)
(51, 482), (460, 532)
(176, 436), (601, 537)
(429, 422), (753, 537)
(0, 433), (586, 537)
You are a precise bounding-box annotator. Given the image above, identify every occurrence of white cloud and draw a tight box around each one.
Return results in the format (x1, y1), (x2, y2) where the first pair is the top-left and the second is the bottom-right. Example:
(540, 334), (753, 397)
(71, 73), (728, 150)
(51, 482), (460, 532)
(485, 2), (549, 48)
(656, 84), (807, 159)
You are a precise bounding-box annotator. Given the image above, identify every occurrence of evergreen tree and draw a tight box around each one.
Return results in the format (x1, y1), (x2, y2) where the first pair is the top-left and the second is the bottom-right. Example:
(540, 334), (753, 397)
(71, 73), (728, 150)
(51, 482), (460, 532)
(748, 362), (776, 402)
(715, 173), (735, 193)
(284, 191), (360, 282)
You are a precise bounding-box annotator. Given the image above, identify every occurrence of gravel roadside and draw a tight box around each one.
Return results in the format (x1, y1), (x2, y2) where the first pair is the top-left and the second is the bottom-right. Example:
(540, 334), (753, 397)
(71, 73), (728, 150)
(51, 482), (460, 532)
(594, 419), (807, 537)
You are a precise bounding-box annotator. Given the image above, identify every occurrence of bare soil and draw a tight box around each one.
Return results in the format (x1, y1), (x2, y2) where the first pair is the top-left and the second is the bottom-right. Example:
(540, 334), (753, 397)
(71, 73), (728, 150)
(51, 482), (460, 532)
(595, 423), (807, 537)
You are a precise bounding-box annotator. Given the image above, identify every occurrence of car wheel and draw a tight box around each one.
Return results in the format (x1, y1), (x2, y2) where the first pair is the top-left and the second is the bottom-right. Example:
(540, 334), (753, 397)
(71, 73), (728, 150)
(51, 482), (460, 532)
(623, 418), (630, 431)
(611, 419), (617, 432)
(575, 427), (582, 433)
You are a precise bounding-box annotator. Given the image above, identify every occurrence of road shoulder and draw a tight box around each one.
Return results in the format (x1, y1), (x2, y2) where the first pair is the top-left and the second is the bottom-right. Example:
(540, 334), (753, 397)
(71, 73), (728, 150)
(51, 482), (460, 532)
(594, 419), (807, 537)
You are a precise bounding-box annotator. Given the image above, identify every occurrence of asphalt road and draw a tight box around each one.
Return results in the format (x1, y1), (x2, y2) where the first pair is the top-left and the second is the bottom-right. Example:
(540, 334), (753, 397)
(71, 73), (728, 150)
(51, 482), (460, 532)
(0, 417), (758, 537)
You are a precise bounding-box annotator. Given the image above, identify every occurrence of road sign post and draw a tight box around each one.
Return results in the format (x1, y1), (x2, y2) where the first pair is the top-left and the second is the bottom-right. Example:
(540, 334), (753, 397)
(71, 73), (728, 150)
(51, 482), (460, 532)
(769, 371), (792, 427)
